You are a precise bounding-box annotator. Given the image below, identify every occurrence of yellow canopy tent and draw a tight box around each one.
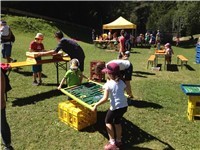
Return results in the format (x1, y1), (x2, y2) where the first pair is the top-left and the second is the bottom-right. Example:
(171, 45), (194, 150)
(103, 16), (137, 30)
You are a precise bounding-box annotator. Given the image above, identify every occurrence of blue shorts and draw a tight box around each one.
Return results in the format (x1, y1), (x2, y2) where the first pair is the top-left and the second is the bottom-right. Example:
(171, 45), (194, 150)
(32, 57), (42, 73)
(1, 43), (12, 58)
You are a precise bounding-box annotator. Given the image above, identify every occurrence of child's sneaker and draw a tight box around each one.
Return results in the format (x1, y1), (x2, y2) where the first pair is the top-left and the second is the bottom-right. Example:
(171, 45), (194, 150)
(10, 59), (17, 63)
(4, 145), (14, 150)
(38, 80), (42, 85)
(127, 95), (134, 98)
(104, 143), (118, 150)
(32, 80), (38, 86)
(115, 141), (123, 148)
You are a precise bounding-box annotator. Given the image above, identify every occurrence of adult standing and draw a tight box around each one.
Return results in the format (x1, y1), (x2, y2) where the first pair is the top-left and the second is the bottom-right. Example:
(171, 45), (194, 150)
(1, 70), (14, 150)
(108, 52), (133, 98)
(0, 20), (16, 63)
(118, 29), (125, 59)
(39, 31), (85, 72)
(156, 30), (161, 44)
(95, 51), (133, 98)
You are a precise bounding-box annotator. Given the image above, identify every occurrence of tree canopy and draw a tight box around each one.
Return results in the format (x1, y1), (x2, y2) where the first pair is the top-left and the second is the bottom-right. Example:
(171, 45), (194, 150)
(2, 1), (200, 37)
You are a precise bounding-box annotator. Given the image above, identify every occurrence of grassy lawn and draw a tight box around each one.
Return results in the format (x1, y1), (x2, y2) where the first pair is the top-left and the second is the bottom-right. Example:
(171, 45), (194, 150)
(1, 15), (200, 150)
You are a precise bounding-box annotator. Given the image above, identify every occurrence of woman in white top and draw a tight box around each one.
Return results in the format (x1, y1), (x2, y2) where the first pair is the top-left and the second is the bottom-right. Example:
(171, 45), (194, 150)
(95, 51), (133, 98)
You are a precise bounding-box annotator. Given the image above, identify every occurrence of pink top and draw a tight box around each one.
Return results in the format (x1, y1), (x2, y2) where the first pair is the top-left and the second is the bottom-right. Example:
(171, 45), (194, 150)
(119, 36), (125, 53)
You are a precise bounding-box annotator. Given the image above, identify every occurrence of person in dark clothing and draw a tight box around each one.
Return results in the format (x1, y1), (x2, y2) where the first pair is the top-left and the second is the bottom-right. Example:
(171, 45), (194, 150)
(38, 31), (85, 72)
(1, 71), (14, 150)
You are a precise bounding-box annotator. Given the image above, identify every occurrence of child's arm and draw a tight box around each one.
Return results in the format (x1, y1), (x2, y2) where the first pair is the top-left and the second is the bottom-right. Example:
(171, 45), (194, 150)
(57, 78), (66, 90)
(29, 48), (35, 52)
(92, 89), (109, 111)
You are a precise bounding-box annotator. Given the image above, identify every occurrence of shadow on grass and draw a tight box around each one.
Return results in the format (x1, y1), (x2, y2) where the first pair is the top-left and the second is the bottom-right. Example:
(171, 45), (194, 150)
(133, 71), (156, 78)
(12, 89), (62, 106)
(166, 64), (179, 72)
(131, 51), (141, 54)
(127, 99), (163, 109)
(12, 69), (48, 78)
(184, 64), (195, 71)
(84, 111), (174, 150)
(42, 83), (60, 86)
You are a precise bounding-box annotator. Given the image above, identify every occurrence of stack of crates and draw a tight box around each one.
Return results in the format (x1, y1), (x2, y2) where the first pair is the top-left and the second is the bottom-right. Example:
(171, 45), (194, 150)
(58, 100), (97, 130)
(90, 60), (105, 82)
(187, 96), (200, 121)
(196, 44), (200, 64)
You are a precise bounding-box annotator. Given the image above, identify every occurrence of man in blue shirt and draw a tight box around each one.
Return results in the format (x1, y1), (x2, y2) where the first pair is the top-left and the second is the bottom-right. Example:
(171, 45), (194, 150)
(39, 31), (85, 72)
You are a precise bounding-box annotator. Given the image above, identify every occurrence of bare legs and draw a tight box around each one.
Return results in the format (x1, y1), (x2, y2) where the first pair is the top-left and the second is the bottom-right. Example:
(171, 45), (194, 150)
(125, 80), (133, 98)
(106, 123), (122, 143)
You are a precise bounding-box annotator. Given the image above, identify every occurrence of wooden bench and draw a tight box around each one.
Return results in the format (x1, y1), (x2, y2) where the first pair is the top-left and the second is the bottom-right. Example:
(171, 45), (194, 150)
(147, 55), (156, 69)
(177, 55), (188, 69)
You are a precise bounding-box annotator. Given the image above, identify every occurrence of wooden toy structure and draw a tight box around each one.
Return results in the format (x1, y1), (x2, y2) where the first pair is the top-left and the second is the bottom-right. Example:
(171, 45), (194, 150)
(181, 84), (200, 121)
(90, 60), (105, 82)
(59, 81), (103, 130)
(60, 81), (103, 110)
(8, 51), (71, 84)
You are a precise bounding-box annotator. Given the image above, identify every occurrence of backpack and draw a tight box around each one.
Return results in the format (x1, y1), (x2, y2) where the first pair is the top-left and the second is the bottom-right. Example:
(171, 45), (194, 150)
(1, 28), (15, 43)
(0, 63), (12, 93)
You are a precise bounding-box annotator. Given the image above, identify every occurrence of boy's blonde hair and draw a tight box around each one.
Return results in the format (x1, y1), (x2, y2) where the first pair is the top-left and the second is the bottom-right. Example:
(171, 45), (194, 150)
(70, 59), (79, 70)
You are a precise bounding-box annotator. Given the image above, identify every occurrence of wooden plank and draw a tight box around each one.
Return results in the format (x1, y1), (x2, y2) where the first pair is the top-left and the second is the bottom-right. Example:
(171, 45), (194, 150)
(155, 50), (165, 53)
(26, 51), (63, 58)
(148, 55), (155, 61)
(9, 56), (70, 68)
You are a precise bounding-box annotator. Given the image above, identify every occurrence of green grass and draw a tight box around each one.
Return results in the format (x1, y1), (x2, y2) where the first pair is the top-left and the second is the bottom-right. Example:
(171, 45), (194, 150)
(1, 15), (200, 150)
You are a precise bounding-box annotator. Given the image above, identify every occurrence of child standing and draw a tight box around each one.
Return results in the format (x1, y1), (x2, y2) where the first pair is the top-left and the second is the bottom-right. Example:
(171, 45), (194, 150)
(29, 33), (45, 86)
(164, 43), (174, 64)
(92, 62), (128, 150)
(57, 58), (88, 90)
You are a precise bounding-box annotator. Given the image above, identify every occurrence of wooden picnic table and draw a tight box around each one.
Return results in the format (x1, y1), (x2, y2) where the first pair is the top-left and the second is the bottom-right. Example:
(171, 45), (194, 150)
(93, 39), (117, 50)
(9, 52), (71, 84)
(154, 50), (166, 70)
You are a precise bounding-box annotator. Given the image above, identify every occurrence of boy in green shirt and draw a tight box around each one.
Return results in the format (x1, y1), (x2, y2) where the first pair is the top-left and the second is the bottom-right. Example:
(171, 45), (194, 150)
(57, 59), (88, 89)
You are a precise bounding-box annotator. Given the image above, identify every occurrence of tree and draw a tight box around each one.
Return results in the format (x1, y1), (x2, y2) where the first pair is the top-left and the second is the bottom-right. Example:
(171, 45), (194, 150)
(174, 1), (200, 36)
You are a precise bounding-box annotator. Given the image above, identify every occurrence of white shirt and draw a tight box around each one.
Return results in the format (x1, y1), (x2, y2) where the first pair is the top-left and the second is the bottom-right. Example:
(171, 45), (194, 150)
(107, 59), (130, 71)
(0, 25), (11, 44)
(0, 25), (10, 36)
(103, 79), (128, 110)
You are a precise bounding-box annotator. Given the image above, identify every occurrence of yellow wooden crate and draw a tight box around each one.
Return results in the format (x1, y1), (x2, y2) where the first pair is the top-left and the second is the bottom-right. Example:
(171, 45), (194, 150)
(58, 100), (97, 130)
(187, 106), (200, 121)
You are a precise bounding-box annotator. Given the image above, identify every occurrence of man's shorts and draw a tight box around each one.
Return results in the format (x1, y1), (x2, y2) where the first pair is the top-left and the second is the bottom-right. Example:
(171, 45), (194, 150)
(1, 43), (12, 58)
(120, 63), (133, 81)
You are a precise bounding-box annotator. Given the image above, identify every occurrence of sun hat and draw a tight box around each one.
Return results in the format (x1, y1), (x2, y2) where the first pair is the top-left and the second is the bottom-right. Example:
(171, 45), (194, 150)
(125, 51), (130, 56)
(165, 43), (170, 47)
(102, 62), (120, 74)
(70, 59), (79, 70)
(35, 33), (44, 39)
